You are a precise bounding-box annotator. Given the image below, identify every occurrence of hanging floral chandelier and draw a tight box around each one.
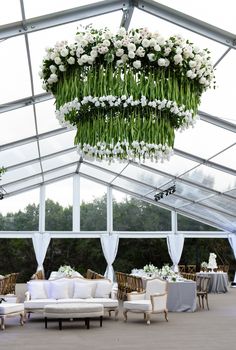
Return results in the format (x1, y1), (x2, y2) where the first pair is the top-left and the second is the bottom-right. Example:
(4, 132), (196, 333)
(40, 26), (215, 163)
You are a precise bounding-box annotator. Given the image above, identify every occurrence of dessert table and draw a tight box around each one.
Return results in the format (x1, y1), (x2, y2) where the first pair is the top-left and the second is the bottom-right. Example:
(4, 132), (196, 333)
(196, 272), (228, 293)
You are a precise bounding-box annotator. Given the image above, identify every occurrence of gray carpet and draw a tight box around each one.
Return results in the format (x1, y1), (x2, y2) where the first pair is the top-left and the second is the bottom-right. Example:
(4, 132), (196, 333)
(1, 286), (236, 350)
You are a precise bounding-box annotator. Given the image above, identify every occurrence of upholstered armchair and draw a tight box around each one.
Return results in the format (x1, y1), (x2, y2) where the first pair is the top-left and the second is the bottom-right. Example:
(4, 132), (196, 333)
(123, 278), (168, 325)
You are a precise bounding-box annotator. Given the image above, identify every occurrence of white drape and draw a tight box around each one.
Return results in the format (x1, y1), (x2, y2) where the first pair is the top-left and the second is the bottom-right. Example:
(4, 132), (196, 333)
(167, 234), (185, 272)
(32, 233), (51, 272)
(100, 234), (119, 282)
(228, 233), (236, 283)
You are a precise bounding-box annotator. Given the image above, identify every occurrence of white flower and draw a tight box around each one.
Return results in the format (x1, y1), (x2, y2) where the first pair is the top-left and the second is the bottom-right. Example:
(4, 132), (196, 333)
(158, 58), (166, 66)
(117, 27), (127, 37)
(133, 60), (141, 69)
(154, 44), (161, 52)
(67, 57), (75, 64)
(60, 48), (69, 57)
(58, 64), (66, 72)
(103, 39), (111, 47)
(147, 53), (155, 62)
(54, 56), (61, 65)
(174, 54), (183, 64)
(142, 38), (150, 48)
(127, 43), (136, 51)
(128, 51), (135, 59)
(116, 48), (124, 57)
(81, 54), (89, 63)
(49, 65), (57, 73)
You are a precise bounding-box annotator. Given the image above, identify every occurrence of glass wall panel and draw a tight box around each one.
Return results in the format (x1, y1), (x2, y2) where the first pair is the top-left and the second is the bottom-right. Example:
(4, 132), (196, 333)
(45, 178), (73, 231)
(177, 213), (220, 231)
(80, 178), (107, 231)
(0, 188), (39, 227)
(113, 190), (171, 231)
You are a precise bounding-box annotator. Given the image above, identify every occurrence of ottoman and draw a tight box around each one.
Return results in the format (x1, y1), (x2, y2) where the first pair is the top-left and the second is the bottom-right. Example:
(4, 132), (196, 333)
(0, 303), (24, 330)
(44, 303), (104, 330)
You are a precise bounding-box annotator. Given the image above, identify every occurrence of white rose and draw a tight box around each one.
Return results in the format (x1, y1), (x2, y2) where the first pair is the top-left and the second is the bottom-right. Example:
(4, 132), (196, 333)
(142, 38), (150, 48)
(81, 54), (89, 63)
(54, 56), (61, 65)
(158, 58), (166, 66)
(174, 54), (183, 64)
(128, 51), (135, 59)
(103, 39), (111, 47)
(128, 43), (136, 51)
(116, 48), (124, 57)
(156, 36), (165, 45)
(38, 70), (44, 78)
(117, 27), (127, 37)
(49, 65), (57, 73)
(189, 60), (197, 68)
(50, 73), (58, 82)
(154, 44), (161, 52)
(60, 48), (69, 57)
(133, 60), (141, 69)
(199, 76), (207, 84)
(67, 57), (75, 64)
(59, 65), (66, 72)
(147, 53), (155, 62)
(90, 50), (98, 58)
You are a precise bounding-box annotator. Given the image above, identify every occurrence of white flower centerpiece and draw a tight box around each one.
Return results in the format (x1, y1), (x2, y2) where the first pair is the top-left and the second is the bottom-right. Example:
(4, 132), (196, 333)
(143, 263), (158, 275)
(40, 26), (215, 163)
(58, 265), (77, 277)
(158, 264), (178, 282)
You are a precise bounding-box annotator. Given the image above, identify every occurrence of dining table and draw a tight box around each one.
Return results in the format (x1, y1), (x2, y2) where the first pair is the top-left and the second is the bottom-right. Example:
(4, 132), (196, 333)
(196, 271), (229, 293)
(134, 273), (196, 312)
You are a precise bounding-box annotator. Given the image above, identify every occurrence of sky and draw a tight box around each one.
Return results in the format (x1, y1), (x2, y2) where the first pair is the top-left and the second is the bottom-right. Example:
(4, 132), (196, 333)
(0, 0), (235, 216)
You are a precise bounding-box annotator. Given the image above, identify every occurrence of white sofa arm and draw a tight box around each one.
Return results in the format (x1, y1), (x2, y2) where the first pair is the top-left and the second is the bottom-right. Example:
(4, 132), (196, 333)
(150, 293), (168, 311)
(25, 291), (31, 301)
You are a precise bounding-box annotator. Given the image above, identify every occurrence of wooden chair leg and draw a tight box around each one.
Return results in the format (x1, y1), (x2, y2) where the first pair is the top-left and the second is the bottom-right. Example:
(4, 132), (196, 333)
(123, 310), (128, 322)
(164, 310), (168, 322)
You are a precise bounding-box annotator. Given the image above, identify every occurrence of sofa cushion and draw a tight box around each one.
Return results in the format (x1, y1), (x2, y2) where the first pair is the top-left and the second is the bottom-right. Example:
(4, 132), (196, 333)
(50, 281), (70, 299)
(85, 298), (119, 308)
(27, 280), (50, 299)
(73, 282), (93, 299)
(24, 299), (57, 309)
(72, 279), (97, 297)
(94, 280), (112, 298)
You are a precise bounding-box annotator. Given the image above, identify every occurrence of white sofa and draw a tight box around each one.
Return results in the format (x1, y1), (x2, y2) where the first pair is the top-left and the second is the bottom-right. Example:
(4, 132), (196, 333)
(24, 277), (119, 318)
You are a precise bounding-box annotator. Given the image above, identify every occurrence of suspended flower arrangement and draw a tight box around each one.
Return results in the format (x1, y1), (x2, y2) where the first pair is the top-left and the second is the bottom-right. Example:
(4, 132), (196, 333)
(40, 26), (215, 162)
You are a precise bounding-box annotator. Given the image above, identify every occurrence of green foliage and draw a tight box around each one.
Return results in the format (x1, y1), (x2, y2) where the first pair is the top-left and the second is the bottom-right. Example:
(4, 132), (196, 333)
(0, 197), (234, 282)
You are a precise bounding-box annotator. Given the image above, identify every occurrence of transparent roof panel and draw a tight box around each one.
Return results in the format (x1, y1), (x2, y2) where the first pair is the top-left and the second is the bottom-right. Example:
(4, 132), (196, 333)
(210, 144), (236, 171)
(42, 150), (78, 172)
(146, 192), (191, 208)
(182, 165), (236, 193)
(3, 175), (43, 194)
(80, 163), (116, 184)
(181, 203), (236, 232)
(156, 0), (236, 35)
(174, 181), (212, 201)
(200, 195), (236, 217)
(130, 8), (226, 65)
(0, 36), (31, 104)
(0, 106), (36, 145)
(112, 177), (153, 196)
(36, 99), (61, 134)
(174, 120), (236, 159)
(86, 159), (127, 174)
(200, 50), (236, 124)
(43, 164), (76, 182)
(143, 155), (198, 177)
(24, 0), (102, 18)
(122, 164), (168, 188)
(39, 130), (76, 156)
(0, 0), (22, 25)
(0, 142), (39, 168)
(1, 163), (41, 186)
(29, 12), (122, 95)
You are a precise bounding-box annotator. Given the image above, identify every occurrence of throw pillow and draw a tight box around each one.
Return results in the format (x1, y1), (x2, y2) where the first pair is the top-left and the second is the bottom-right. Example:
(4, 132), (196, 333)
(73, 282), (93, 299)
(50, 281), (70, 299)
(27, 281), (48, 299)
(94, 280), (112, 298)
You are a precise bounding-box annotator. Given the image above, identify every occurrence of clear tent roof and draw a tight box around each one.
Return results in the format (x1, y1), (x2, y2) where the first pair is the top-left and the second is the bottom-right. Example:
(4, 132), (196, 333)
(0, 0), (235, 233)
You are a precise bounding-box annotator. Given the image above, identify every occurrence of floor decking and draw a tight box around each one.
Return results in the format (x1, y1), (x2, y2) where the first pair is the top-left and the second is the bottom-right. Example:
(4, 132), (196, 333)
(1, 286), (236, 350)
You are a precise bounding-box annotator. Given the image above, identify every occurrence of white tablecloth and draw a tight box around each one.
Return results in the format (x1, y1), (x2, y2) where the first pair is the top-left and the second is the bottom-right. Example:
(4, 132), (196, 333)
(141, 277), (196, 312)
(196, 272), (228, 293)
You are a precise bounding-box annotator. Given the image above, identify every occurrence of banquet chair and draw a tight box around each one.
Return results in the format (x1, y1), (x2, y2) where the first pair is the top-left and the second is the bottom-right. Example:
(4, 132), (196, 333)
(123, 278), (168, 325)
(196, 276), (211, 310)
(178, 265), (186, 273)
(187, 265), (196, 273)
